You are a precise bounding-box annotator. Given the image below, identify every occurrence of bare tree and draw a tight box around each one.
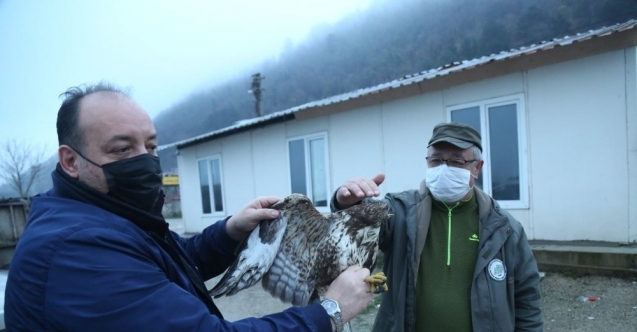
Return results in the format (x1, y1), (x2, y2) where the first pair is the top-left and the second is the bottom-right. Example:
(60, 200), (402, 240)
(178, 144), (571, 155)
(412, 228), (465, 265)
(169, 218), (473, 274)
(0, 139), (48, 198)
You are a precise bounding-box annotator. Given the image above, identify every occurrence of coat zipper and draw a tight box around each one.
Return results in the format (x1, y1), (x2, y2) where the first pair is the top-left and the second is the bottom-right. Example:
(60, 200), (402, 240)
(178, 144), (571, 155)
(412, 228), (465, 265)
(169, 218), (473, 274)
(444, 202), (459, 266)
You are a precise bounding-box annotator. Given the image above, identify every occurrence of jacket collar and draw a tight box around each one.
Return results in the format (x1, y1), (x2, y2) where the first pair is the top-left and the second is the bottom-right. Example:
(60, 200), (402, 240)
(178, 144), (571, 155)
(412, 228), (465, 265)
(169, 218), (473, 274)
(420, 180), (503, 229)
(414, 182), (497, 282)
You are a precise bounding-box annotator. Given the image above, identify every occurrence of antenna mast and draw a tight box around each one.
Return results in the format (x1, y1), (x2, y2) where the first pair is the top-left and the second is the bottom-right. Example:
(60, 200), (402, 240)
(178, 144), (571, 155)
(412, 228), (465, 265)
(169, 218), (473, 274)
(249, 73), (265, 117)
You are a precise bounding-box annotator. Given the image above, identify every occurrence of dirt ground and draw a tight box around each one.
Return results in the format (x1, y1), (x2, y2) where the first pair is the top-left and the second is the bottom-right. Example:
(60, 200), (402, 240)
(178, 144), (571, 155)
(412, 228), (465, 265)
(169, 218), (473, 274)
(540, 273), (637, 332)
(207, 272), (637, 331)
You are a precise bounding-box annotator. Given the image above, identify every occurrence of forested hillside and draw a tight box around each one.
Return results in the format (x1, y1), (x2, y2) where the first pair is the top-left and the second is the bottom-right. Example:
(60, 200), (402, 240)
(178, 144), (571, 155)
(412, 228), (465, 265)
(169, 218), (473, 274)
(155, 0), (636, 171)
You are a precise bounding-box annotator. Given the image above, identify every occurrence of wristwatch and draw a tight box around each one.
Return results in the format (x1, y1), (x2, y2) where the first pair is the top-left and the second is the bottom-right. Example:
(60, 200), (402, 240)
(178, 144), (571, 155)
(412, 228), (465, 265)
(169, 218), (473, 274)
(321, 298), (344, 332)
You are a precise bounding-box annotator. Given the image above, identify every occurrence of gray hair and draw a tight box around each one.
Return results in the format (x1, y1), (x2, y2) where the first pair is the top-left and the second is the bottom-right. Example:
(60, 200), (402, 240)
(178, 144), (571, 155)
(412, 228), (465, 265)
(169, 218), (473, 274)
(471, 145), (482, 161)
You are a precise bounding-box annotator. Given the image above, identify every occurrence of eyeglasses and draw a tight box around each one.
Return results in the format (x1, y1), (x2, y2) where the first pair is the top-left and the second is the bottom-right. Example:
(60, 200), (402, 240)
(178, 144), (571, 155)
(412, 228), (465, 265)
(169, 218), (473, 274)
(426, 157), (477, 168)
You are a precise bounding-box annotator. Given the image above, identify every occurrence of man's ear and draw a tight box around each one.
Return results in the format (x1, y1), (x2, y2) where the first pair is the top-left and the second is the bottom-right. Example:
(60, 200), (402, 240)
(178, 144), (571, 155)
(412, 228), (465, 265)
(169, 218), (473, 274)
(474, 160), (485, 178)
(58, 145), (80, 178)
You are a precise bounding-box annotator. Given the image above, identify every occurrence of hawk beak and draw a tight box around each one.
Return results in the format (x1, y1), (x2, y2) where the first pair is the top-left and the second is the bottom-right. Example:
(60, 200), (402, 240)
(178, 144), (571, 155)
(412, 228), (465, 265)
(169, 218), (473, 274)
(270, 199), (285, 210)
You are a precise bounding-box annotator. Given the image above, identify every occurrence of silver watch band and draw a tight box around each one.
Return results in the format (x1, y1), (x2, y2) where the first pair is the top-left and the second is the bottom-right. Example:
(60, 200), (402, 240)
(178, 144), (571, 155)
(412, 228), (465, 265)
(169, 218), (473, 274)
(332, 311), (344, 332)
(321, 299), (344, 332)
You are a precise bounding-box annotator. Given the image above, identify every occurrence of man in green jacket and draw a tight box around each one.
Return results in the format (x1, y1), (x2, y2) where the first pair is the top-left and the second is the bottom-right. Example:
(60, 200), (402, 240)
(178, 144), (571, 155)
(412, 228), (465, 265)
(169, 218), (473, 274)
(331, 122), (543, 331)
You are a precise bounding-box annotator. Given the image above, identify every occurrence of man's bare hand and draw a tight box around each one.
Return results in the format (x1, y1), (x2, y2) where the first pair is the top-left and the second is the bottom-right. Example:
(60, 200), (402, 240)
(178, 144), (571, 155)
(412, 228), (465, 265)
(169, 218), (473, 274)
(335, 173), (385, 209)
(226, 196), (281, 240)
(324, 265), (374, 323)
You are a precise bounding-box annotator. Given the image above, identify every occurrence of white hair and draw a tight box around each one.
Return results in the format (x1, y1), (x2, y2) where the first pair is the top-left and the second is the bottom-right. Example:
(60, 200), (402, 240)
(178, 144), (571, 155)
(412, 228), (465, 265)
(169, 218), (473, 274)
(471, 146), (482, 161)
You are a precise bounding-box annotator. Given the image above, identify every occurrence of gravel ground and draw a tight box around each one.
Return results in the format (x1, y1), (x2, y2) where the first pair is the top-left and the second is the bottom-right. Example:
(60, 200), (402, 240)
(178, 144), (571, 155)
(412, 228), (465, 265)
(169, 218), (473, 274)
(540, 273), (637, 332)
(208, 272), (637, 331)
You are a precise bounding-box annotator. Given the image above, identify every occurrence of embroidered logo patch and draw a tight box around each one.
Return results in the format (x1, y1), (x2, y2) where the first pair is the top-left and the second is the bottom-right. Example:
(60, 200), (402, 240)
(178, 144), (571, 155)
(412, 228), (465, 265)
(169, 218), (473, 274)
(469, 234), (479, 242)
(488, 259), (506, 281)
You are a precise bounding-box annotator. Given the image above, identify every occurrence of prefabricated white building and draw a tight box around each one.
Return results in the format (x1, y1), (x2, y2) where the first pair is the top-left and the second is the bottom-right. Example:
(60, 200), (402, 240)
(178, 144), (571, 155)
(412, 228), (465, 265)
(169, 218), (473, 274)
(167, 21), (637, 243)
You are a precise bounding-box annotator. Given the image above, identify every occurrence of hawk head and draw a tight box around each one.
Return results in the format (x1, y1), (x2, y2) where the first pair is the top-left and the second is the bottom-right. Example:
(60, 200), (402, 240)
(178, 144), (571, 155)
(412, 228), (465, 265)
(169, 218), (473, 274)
(270, 193), (319, 217)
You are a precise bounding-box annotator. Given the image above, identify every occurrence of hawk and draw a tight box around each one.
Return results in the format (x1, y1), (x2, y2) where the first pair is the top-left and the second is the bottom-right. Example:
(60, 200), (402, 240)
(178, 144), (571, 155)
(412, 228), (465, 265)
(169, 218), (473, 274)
(209, 193), (390, 307)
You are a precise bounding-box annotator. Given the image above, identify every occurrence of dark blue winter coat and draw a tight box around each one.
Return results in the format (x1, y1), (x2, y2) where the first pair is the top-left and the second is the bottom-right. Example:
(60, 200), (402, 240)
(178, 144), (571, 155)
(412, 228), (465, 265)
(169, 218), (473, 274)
(4, 172), (330, 331)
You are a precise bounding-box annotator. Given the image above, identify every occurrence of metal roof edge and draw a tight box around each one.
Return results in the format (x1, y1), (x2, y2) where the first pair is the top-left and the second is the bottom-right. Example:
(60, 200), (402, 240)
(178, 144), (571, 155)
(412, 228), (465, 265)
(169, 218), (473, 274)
(157, 111), (296, 151)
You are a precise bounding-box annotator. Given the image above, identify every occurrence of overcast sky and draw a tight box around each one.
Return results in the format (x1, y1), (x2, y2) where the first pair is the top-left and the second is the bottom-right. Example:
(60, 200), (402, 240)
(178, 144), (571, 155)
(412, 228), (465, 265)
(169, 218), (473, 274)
(0, 0), (373, 156)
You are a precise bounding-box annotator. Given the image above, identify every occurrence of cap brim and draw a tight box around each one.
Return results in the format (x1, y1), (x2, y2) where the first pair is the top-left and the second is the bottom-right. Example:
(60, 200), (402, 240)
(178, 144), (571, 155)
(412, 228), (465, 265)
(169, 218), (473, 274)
(428, 137), (473, 149)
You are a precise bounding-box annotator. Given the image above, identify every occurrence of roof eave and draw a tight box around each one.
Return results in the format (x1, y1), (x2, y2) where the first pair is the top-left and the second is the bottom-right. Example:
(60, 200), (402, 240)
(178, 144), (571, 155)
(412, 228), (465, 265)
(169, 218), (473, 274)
(175, 112), (296, 149)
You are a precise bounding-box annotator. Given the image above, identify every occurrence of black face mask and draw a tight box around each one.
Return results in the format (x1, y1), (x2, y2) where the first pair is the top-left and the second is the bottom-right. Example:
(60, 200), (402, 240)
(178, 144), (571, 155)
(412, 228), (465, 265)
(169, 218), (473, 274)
(74, 150), (164, 212)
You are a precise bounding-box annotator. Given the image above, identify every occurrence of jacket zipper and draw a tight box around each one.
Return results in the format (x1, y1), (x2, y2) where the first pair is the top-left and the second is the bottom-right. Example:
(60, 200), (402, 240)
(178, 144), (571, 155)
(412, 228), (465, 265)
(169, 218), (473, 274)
(445, 202), (459, 266)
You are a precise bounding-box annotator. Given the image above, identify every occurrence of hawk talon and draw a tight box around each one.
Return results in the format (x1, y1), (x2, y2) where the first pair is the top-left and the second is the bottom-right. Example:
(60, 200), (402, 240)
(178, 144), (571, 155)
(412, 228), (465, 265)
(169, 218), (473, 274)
(364, 272), (389, 294)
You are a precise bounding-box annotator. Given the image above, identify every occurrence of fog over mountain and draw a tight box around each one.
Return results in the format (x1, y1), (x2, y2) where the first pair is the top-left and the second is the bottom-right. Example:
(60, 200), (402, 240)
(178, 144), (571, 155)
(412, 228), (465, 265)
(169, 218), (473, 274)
(154, 0), (635, 171)
(3, 0), (634, 197)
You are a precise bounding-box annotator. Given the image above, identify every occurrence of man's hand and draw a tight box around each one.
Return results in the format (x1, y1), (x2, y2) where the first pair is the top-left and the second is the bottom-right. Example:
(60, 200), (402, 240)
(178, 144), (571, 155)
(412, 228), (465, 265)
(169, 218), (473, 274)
(226, 196), (281, 241)
(335, 173), (385, 209)
(324, 265), (374, 323)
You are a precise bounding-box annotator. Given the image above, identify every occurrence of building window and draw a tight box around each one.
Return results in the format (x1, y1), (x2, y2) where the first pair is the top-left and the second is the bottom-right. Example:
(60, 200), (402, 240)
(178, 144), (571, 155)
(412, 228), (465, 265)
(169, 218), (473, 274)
(288, 133), (330, 208)
(198, 155), (224, 214)
(447, 94), (528, 209)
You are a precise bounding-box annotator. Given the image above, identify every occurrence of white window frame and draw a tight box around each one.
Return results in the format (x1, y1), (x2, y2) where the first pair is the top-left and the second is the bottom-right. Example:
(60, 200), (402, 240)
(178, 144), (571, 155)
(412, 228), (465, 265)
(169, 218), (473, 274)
(197, 154), (225, 216)
(286, 132), (331, 212)
(447, 93), (529, 209)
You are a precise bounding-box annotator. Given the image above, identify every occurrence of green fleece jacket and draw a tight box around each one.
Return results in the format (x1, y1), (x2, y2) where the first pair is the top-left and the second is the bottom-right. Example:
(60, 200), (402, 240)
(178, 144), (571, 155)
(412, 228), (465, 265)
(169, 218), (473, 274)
(416, 195), (480, 331)
(331, 181), (543, 332)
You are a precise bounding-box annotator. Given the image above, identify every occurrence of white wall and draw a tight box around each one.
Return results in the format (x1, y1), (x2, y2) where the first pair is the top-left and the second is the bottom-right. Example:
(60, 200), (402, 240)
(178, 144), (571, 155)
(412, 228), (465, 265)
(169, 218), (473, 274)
(527, 50), (630, 242)
(178, 48), (635, 243)
(379, 93), (440, 193)
(179, 128), (289, 232)
(220, 132), (255, 220)
(329, 105), (384, 191)
(626, 47), (637, 244)
(251, 124), (290, 198)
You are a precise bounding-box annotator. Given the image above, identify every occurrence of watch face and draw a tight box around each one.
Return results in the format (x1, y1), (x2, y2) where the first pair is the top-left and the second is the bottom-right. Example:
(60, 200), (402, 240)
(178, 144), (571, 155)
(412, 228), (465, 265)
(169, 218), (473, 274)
(322, 299), (338, 314)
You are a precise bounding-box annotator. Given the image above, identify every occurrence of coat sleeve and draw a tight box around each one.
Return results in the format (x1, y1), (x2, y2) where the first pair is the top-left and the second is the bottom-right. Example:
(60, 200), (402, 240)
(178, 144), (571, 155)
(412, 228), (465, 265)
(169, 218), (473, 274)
(45, 227), (332, 332)
(512, 228), (544, 331)
(377, 195), (398, 253)
(177, 217), (241, 280)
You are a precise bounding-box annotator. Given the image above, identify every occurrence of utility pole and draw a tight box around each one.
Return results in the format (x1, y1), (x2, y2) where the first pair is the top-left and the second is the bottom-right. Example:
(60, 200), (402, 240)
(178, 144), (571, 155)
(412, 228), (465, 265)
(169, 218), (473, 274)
(249, 73), (265, 117)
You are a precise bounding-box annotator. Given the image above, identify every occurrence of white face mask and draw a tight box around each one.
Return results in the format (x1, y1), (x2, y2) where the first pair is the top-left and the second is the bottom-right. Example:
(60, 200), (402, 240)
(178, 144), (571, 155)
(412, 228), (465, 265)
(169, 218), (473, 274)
(426, 164), (473, 203)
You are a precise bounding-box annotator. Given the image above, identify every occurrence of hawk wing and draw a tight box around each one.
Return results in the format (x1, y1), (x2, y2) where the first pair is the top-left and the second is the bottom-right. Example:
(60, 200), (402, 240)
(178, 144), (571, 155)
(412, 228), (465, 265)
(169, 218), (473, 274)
(312, 201), (387, 289)
(210, 194), (389, 306)
(209, 214), (288, 297)
(261, 195), (331, 306)
(262, 197), (389, 306)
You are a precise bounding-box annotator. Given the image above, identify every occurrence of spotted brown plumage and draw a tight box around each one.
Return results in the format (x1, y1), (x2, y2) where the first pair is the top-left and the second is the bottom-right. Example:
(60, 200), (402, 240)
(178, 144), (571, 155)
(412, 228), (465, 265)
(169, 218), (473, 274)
(209, 193), (390, 307)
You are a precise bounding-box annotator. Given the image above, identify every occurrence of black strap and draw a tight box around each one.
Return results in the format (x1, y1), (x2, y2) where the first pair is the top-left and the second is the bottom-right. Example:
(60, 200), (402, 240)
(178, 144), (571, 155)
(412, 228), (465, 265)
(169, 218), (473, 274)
(150, 231), (223, 318)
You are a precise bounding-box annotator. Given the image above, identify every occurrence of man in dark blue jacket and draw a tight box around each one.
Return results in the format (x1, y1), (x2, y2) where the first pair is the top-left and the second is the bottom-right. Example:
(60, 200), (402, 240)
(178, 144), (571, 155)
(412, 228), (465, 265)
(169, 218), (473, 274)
(4, 83), (372, 331)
